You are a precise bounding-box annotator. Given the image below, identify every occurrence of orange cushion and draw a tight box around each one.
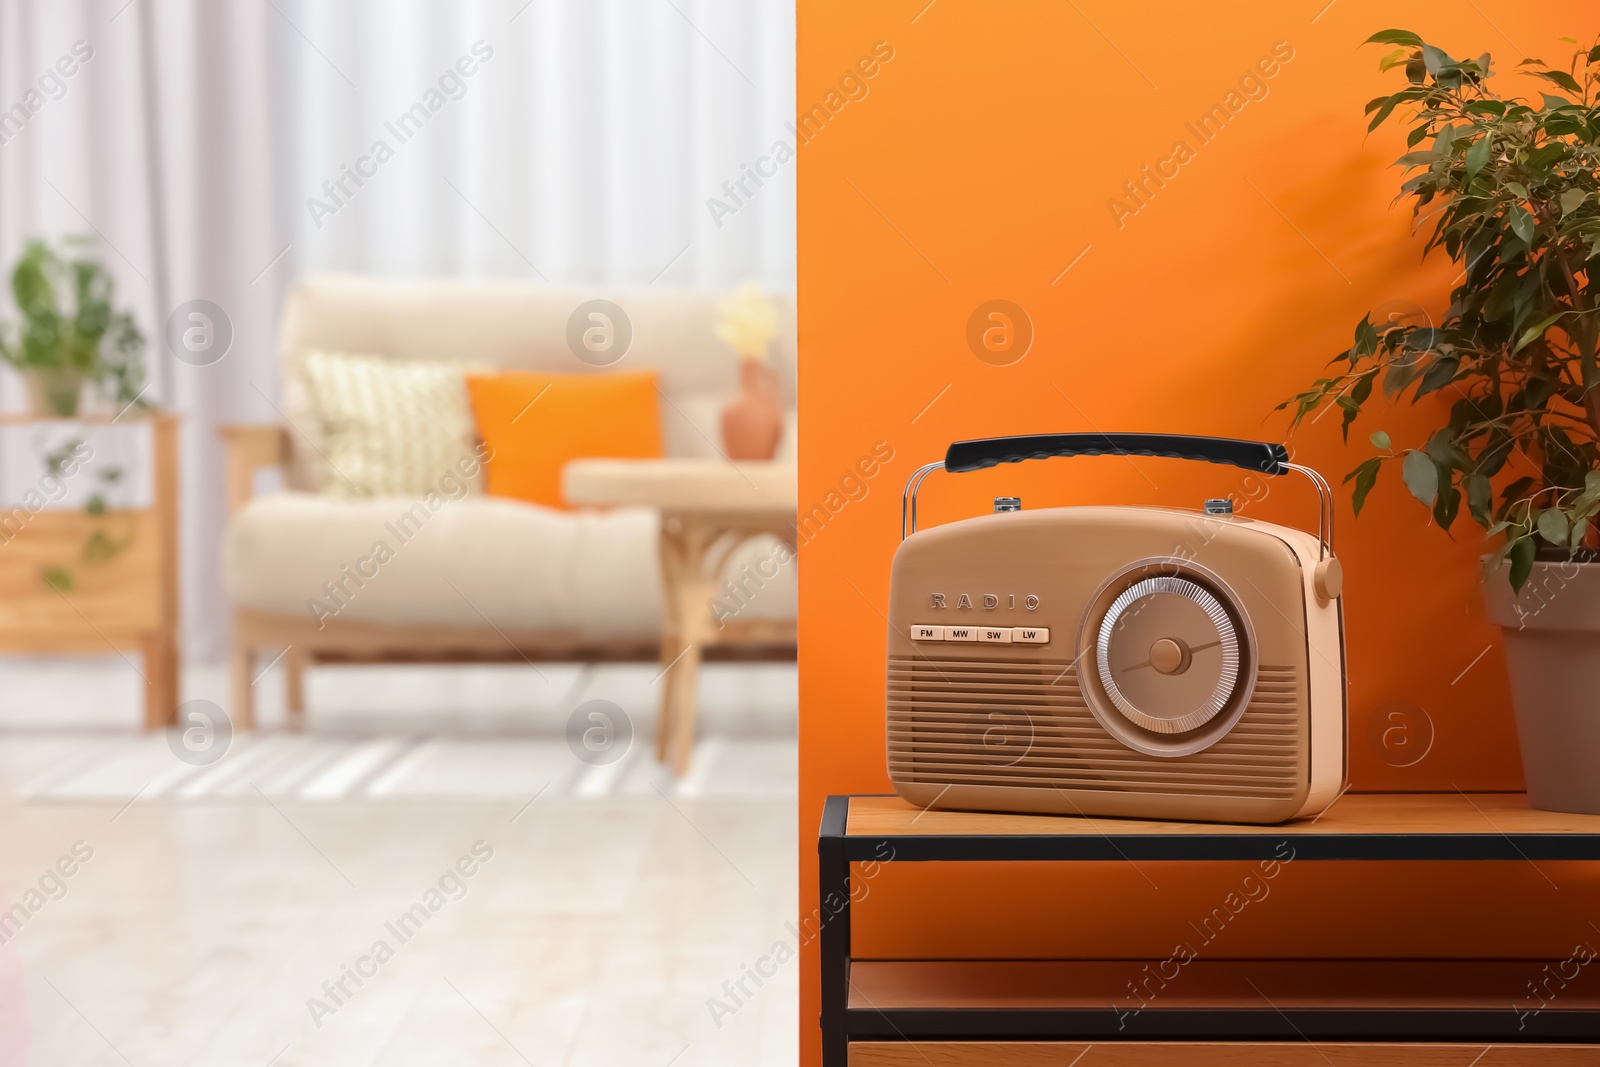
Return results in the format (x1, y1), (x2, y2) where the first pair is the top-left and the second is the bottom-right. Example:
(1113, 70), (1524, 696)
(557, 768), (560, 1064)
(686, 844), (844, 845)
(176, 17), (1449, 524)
(465, 370), (663, 509)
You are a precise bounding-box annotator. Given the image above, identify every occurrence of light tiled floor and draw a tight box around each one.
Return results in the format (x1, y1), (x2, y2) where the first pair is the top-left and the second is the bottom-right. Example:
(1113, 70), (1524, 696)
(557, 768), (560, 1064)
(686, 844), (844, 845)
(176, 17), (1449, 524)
(0, 658), (798, 1067)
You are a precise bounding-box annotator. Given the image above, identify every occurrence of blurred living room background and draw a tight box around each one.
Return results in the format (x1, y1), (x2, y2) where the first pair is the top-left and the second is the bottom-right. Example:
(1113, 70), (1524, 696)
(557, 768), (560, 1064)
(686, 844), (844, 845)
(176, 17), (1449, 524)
(0, 2), (799, 1064)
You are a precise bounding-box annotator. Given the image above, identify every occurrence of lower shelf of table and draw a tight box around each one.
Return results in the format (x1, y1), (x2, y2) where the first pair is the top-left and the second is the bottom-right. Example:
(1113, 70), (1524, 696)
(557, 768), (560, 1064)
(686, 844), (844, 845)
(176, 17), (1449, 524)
(848, 1043), (1600, 1065)
(846, 959), (1600, 1043)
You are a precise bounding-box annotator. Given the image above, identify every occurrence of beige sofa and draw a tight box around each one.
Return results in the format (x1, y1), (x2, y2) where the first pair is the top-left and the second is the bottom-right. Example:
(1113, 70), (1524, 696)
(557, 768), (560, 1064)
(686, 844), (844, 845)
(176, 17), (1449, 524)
(222, 275), (797, 728)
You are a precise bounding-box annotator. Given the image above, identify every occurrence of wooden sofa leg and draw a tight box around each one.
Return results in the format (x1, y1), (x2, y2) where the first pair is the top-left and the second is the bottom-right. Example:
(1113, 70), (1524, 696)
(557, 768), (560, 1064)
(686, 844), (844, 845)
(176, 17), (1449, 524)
(285, 646), (307, 727)
(231, 634), (256, 731)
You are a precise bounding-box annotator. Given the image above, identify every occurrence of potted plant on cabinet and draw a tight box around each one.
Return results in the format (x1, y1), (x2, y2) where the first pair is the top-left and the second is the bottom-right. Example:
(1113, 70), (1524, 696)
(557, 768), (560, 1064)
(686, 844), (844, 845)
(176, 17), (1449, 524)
(0, 236), (146, 417)
(1283, 31), (1600, 813)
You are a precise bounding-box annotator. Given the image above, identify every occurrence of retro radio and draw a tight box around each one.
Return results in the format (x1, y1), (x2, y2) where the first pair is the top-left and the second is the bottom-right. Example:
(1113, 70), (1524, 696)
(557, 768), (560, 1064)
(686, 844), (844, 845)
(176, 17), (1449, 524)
(887, 433), (1346, 825)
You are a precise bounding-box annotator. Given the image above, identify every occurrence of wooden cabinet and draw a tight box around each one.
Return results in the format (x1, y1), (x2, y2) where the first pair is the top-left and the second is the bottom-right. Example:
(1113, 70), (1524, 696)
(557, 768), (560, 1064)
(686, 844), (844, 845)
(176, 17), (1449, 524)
(0, 413), (179, 727)
(820, 794), (1600, 1064)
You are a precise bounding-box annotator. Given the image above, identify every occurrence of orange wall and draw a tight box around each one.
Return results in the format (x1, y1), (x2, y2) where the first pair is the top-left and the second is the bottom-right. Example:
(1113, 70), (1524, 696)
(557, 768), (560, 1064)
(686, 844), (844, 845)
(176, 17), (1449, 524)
(797, 2), (1598, 1063)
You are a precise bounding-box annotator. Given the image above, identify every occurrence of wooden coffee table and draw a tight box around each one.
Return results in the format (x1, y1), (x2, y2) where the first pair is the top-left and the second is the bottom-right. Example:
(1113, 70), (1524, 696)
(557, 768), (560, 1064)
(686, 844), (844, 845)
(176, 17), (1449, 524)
(564, 458), (796, 773)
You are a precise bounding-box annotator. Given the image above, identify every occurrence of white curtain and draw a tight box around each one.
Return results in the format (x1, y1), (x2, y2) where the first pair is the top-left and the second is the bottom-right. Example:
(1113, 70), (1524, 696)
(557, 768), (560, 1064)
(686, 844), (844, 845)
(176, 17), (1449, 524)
(0, 0), (796, 659)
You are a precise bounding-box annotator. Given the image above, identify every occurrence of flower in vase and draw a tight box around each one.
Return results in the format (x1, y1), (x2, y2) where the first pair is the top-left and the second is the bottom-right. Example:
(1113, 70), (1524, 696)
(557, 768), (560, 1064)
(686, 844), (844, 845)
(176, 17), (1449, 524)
(714, 281), (777, 361)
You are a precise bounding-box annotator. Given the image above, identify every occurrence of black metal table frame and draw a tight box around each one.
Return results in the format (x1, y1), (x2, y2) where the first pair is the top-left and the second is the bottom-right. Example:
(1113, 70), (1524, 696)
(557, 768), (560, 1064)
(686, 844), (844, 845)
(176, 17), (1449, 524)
(817, 794), (1600, 1065)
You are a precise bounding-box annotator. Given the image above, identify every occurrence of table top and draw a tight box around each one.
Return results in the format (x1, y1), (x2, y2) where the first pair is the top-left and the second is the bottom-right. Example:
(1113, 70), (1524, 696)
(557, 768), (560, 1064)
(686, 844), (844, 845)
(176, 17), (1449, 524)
(563, 457), (796, 512)
(823, 793), (1600, 861)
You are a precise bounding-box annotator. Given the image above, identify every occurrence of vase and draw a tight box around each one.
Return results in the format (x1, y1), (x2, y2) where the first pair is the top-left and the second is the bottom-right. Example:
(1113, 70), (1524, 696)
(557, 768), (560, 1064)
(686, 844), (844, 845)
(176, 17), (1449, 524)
(25, 368), (84, 417)
(1482, 559), (1600, 813)
(720, 360), (782, 461)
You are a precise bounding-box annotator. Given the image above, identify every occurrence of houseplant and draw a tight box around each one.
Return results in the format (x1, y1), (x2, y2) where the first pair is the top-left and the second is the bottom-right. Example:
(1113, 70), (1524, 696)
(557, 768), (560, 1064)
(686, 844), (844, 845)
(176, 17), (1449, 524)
(0, 237), (146, 416)
(1281, 31), (1600, 812)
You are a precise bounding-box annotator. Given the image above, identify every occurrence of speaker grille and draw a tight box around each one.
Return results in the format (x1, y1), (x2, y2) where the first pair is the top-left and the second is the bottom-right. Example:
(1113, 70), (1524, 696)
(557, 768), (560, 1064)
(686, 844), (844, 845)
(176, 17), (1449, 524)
(887, 656), (1301, 798)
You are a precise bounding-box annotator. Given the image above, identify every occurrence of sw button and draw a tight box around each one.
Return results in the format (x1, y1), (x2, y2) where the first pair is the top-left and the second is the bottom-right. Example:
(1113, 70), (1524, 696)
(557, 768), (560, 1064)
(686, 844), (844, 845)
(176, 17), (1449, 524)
(979, 627), (1012, 643)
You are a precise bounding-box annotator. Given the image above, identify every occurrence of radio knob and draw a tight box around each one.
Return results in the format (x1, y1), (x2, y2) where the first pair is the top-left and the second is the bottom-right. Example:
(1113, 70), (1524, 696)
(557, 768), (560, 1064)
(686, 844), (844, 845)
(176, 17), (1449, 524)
(1314, 557), (1343, 601)
(1092, 574), (1245, 737)
(1149, 637), (1188, 675)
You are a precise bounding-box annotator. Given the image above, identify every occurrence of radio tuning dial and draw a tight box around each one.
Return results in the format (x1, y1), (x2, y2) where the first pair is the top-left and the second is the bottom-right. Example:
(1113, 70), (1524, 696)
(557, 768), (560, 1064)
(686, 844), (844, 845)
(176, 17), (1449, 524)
(1079, 560), (1258, 757)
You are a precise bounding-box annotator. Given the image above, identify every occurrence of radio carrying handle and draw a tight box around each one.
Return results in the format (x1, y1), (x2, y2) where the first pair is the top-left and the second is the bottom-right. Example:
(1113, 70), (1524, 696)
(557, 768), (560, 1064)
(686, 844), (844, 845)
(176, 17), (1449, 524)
(901, 432), (1334, 558)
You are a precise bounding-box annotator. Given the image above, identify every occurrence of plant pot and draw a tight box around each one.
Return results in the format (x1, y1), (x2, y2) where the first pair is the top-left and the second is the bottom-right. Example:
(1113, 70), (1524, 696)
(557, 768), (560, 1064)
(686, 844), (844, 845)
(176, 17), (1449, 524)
(24, 368), (84, 417)
(720, 360), (782, 461)
(1482, 559), (1600, 814)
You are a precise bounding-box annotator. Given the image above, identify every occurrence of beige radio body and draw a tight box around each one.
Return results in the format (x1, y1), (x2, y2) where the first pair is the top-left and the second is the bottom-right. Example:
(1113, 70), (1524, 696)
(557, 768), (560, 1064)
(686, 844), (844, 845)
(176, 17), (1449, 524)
(887, 435), (1347, 825)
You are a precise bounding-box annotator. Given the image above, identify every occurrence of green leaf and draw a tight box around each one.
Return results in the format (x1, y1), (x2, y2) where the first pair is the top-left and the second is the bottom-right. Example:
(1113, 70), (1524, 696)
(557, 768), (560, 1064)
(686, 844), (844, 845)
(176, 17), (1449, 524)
(1514, 310), (1573, 352)
(1368, 92), (1412, 132)
(1345, 457), (1383, 516)
(1416, 354), (1459, 398)
(1572, 517), (1592, 552)
(1509, 536), (1536, 592)
(1538, 506), (1571, 546)
(1509, 205), (1536, 243)
(1478, 428), (1514, 476)
(1366, 29), (1424, 47)
(1378, 48), (1410, 73)
(1533, 68), (1584, 94)
(1526, 142), (1568, 170)
(1505, 181), (1530, 200)
(1369, 429), (1392, 450)
(1353, 315), (1377, 358)
(1464, 136), (1491, 180)
(42, 566), (73, 593)
(1402, 449), (1439, 507)
(1561, 188), (1589, 215)
(1434, 476), (1461, 530)
(1466, 472), (1493, 525)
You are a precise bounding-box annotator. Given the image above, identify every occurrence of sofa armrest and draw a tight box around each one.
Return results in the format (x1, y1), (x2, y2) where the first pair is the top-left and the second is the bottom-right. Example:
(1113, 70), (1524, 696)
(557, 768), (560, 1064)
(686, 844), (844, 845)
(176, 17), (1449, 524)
(220, 424), (290, 516)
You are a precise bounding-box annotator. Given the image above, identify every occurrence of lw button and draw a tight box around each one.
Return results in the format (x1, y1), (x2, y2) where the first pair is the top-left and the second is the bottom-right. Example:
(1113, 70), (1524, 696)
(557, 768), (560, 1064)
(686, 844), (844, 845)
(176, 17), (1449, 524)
(1012, 627), (1050, 644)
(979, 627), (1012, 643)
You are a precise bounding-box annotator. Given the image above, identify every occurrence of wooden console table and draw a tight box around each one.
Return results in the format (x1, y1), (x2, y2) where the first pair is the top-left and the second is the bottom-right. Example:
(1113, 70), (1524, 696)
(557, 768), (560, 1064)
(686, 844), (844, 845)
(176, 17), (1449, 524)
(564, 458), (796, 774)
(0, 413), (179, 728)
(820, 793), (1600, 1065)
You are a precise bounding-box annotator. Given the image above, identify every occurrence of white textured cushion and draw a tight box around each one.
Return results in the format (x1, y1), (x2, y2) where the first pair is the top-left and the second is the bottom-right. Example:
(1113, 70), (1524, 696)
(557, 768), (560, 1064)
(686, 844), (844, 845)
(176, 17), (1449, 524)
(223, 493), (794, 634)
(300, 350), (479, 498)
